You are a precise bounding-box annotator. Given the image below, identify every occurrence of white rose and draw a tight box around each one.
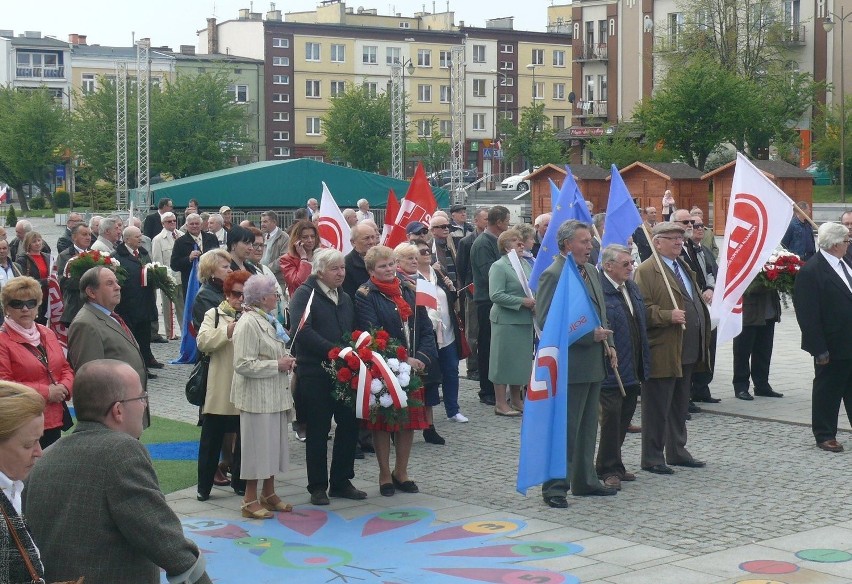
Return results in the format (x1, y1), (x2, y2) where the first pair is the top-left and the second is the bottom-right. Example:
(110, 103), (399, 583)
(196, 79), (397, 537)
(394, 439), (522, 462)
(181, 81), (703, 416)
(370, 379), (383, 395)
(398, 363), (412, 376)
(398, 374), (410, 387)
(386, 358), (400, 372)
(379, 393), (394, 407)
(370, 394), (379, 406)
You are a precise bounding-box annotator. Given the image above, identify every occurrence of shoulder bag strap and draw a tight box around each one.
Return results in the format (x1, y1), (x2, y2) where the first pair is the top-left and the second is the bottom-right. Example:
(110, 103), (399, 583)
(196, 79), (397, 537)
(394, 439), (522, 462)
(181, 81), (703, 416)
(0, 502), (43, 583)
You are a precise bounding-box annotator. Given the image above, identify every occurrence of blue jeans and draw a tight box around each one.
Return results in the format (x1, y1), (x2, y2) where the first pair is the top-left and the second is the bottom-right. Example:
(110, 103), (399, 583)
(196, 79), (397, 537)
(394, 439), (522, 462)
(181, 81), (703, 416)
(438, 342), (460, 417)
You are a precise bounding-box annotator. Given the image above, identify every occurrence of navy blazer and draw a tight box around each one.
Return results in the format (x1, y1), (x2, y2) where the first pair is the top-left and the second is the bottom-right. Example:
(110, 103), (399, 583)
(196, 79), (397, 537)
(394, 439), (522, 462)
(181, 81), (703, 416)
(598, 270), (651, 389)
(290, 275), (355, 377)
(793, 251), (852, 359)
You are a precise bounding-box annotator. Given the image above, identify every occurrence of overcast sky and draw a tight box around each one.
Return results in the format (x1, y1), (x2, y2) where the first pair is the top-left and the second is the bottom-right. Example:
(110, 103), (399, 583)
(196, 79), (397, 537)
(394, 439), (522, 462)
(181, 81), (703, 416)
(4, 0), (555, 49)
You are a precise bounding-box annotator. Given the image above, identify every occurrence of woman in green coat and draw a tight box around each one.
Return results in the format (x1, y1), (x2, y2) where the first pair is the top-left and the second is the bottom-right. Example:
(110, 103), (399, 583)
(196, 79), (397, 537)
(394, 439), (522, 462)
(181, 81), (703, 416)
(488, 229), (536, 416)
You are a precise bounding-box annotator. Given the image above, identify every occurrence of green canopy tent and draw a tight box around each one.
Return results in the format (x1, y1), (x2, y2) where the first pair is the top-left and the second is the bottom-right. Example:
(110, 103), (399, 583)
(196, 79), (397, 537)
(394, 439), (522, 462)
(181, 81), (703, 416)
(131, 159), (449, 209)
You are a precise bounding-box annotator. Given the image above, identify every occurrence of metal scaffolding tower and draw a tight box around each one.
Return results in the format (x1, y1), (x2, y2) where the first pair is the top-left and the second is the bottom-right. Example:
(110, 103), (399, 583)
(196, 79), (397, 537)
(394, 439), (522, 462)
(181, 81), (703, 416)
(115, 61), (129, 209)
(389, 62), (405, 180)
(449, 45), (466, 205)
(136, 39), (151, 210)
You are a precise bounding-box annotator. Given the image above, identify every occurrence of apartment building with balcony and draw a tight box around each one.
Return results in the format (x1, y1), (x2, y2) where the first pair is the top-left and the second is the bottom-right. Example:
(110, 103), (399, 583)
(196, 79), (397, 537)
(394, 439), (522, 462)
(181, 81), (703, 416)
(0, 30), (71, 101)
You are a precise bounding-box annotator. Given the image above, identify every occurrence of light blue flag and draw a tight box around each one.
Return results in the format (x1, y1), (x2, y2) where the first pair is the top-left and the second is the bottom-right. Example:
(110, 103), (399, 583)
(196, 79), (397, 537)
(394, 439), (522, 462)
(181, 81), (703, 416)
(600, 164), (642, 256)
(172, 258), (200, 364)
(529, 167), (594, 291)
(516, 257), (600, 494)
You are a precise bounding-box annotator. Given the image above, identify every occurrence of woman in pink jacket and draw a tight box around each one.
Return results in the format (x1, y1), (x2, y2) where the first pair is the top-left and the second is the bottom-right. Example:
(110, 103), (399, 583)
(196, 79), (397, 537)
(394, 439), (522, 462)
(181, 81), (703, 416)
(279, 220), (319, 298)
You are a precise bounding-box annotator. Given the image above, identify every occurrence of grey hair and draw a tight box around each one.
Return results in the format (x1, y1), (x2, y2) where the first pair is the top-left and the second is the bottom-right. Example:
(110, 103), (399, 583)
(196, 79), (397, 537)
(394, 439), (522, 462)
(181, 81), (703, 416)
(100, 215), (121, 234)
(592, 212), (606, 230)
(208, 213), (224, 226)
(556, 220), (590, 251)
(515, 223), (535, 242)
(534, 213), (551, 227)
(89, 215), (103, 230)
(817, 222), (847, 250)
(161, 211), (176, 222)
(15, 220), (33, 232)
(357, 198), (368, 208)
(185, 212), (201, 223)
(122, 225), (141, 239)
(243, 274), (278, 306)
(261, 210), (279, 225)
(312, 248), (344, 275)
(601, 244), (631, 265)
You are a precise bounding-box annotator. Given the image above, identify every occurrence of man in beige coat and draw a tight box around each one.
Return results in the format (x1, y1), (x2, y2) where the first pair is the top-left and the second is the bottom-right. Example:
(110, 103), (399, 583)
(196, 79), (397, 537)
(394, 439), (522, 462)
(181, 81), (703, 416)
(151, 211), (183, 339)
(634, 222), (711, 475)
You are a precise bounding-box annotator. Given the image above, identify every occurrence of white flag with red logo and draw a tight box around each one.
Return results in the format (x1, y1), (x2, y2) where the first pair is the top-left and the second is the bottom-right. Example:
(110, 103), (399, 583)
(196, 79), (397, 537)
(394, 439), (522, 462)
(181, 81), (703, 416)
(47, 256), (68, 350)
(317, 182), (352, 254)
(710, 152), (795, 345)
(415, 279), (439, 310)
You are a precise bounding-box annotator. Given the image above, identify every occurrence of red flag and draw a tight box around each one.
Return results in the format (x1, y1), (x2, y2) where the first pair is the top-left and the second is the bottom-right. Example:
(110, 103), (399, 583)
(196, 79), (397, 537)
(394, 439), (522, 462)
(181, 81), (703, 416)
(380, 189), (400, 245)
(384, 162), (438, 248)
(415, 279), (439, 310)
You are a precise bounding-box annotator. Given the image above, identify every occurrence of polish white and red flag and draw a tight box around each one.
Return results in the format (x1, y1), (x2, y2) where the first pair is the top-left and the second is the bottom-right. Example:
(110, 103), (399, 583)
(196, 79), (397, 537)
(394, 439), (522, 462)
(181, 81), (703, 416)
(317, 181), (352, 254)
(0, 186), (8, 204)
(710, 152), (795, 345)
(47, 256), (68, 350)
(415, 278), (439, 310)
(383, 162), (438, 248)
(380, 189), (400, 245)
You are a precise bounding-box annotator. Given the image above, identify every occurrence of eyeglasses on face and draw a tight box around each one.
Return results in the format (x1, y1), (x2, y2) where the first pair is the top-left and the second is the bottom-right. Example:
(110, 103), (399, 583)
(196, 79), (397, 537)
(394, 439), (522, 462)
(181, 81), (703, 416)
(657, 235), (685, 241)
(7, 299), (38, 310)
(105, 391), (148, 414)
(163, 219), (177, 223)
(252, 243), (266, 249)
(418, 249), (432, 256)
(676, 219), (695, 225)
(693, 224), (705, 229)
(229, 290), (244, 298)
(431, 224), (450, 230)
(413, 229), (428, 236)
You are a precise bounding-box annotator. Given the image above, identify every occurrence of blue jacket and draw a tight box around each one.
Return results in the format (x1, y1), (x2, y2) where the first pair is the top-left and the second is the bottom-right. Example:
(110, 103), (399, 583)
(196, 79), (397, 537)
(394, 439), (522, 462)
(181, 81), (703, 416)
(781, 217), (815, 260)
(598, 271), (651, 390)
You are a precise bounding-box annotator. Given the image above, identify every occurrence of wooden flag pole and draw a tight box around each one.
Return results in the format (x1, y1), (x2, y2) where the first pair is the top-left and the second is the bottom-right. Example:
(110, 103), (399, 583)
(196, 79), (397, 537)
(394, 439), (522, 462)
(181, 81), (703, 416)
(642, 224), (686, 331)
(792, 203), (819, 231)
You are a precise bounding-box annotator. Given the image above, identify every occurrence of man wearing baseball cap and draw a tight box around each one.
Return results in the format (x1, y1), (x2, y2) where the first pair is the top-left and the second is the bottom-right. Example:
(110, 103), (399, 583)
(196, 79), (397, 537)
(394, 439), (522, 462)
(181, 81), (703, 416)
(219, 206), (233, 231)
(406, 221), (430, 245)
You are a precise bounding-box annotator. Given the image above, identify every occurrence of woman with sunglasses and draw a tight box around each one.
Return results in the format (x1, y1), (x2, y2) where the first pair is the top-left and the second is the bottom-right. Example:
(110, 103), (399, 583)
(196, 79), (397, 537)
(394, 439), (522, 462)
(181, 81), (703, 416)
(0, 277), (74, 448)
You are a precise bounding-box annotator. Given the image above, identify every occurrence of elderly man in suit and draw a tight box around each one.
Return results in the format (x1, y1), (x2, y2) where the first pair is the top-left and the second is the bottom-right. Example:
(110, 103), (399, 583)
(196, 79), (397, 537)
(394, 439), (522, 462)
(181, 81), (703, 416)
(151, 211), (183, 339)
(91, 215), (122, 253)
(537, 220), (616, 508)
(58, 223), (91, 326)
(794, 222), (852, 453)
(455, 207), (488, 381)
(260, 210), (290, 291)
(634, 221), (711, 475)
(171, 213), (220, 300)
(24, 359), (212, 584)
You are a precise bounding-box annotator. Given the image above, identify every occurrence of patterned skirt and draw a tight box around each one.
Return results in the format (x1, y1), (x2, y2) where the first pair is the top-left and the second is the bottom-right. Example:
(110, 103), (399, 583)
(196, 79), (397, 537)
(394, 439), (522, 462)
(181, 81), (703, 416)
(364, 387), (429, 432)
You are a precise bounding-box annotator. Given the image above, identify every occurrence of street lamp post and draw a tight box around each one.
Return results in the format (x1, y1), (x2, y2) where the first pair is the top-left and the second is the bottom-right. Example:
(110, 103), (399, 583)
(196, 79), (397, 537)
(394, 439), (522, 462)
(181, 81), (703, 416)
(491, 69), (510, 183)
(824, 7), (850, 204)
(401, 58), (415, 178)
(526, 63), (539, 104)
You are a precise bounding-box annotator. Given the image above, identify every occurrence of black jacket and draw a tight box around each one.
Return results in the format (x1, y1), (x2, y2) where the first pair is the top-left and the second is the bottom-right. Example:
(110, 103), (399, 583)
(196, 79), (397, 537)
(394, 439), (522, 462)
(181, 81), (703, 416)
(114, 243), (157, 325)
(342, 249), (369, 300)
(142, 211), (163, 240)
(793, 252), (852, 359)
(15, 252), (51, 324)
(56, 227), (73, 255)
(192, 281), (225, 331)
(170, 231), (220, 293)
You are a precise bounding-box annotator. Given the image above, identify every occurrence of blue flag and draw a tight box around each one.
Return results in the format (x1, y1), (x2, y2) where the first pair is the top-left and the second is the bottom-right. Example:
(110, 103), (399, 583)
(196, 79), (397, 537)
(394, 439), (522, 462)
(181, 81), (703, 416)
(600, 164), (642, 256)
(516, 257), (600, 494)
(529, 167), (594, 291)
(171, 259), (199, 364)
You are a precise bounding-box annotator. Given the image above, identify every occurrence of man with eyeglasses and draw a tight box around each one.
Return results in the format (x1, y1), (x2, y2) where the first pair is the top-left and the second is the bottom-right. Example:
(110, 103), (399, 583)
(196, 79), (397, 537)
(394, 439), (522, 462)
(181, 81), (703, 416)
(406, 221), (430, 245)
(25, 359), (212, 584)
(634, 221), (711, 475)
(430, 216), (457, 284)
(152, 211), (183, 340)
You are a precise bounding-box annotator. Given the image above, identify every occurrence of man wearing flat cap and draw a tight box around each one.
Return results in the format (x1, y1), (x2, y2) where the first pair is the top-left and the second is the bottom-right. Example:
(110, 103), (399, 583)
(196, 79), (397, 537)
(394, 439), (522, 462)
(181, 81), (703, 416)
(449, 205), (474, 248)
(633, 221), (711, 475)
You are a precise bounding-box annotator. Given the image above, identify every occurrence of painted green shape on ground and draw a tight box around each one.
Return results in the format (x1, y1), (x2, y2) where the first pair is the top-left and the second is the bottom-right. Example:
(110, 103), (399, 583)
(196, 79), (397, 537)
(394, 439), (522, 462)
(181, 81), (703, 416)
(795, 548), (852, 563)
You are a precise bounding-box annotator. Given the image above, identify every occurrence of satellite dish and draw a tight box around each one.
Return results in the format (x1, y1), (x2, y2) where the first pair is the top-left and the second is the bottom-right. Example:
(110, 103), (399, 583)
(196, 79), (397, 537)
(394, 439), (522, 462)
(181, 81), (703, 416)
(568, 91), (576, 103)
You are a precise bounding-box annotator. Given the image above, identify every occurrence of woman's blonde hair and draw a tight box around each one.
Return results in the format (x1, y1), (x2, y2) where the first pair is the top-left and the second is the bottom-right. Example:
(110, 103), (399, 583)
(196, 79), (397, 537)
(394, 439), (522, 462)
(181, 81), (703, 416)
(497, 229), (521, 256)
(22, 231), (43, 256)
(0, 381), (44, 442)
(1, 276), (42, 310)
(198, 249), (232, 283)
(364, 245), (394, 272)
(393, 242), (418, 260)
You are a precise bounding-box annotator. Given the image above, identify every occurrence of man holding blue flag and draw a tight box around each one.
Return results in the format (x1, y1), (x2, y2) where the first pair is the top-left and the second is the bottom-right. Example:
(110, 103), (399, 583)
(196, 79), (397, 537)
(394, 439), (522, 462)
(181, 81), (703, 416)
(534, 220), (616, 507)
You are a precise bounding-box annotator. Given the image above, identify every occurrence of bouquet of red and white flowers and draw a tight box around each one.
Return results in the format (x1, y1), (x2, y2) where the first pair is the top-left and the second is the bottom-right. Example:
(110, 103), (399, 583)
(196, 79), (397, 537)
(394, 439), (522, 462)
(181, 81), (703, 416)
(324, 328), (422, 425)
(747, 250), (804, 306)
(63, 250), (127, 284)
(143, 261), (178, 303)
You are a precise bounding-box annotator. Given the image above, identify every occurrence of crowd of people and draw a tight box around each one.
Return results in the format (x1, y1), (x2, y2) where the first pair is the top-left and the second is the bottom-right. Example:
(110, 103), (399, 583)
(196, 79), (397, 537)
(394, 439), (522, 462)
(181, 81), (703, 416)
(0, 190), (844, 581)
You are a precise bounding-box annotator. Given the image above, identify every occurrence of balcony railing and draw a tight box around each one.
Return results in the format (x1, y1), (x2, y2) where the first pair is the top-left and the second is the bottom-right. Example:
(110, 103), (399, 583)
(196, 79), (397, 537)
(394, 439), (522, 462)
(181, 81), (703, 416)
(780, 24), (806, 46)
(16, 66), (65, 79)
(574, 100), (608, 118)
(573, 43), (608, 62)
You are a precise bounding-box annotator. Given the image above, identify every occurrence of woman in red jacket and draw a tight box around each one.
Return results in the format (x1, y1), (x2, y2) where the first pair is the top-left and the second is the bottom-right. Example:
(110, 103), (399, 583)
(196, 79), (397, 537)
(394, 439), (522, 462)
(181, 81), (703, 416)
(0, 277), (74, 448)
(279, 220), (319, 298)
(15, 231), (51, 325)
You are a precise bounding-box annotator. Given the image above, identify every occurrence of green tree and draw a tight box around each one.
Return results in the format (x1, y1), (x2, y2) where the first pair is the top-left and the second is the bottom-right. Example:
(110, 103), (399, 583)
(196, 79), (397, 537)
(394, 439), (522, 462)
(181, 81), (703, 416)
(498, 103), (564, 169)
(151, 70), (250, 178)
(409, 117), (450, 175)
(586, 123), (678, 169)
(322, 85), (392, 172)
(812, 96), (852, 188)
(0, 87), (68, 212)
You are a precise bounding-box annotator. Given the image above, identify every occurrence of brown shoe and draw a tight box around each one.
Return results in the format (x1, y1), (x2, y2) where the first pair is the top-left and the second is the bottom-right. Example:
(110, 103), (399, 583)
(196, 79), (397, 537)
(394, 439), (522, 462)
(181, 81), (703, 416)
(818, 439), (844, 453)
(620, 471), (636, 482)
(603, 476), (622, 491)
(627, 425), (641, 433)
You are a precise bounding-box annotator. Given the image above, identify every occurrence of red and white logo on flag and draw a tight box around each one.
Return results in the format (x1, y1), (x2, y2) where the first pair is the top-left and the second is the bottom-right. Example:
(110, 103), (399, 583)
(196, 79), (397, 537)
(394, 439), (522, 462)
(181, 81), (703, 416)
(415, 279), (438, 310)
(317, 181), (353, 254)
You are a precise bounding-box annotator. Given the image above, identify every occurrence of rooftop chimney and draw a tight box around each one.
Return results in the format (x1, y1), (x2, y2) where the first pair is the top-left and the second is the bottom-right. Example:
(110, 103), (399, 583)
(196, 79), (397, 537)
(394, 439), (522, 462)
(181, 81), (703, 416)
(207, 17), (218, 54)
(180, 44), (195, 55)
(68, 33), (79, 44)
(78, 34), (87, 45)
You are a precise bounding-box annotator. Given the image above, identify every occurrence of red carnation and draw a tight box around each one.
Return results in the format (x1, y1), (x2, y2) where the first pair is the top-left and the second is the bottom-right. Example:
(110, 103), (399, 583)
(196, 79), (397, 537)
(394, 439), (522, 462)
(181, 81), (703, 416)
(375, 339), (387, 351)
(92, 251), (101, 261)
(358, 347), (372, 361)
(328, 347), (342, 360)
(396, 346), (408, 361)
(337, 368), (353, 382)
(351, 330), (363, 341)
(766, 270), (779, 281)
(350, 376), (360, 389)
(376, 330), (390, 341)
(345, 353), (359, 369)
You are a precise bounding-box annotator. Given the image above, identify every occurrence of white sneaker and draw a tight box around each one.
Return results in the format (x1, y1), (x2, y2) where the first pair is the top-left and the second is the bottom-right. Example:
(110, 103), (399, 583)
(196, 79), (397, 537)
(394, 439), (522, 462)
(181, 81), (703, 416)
(449, 413), (469, 423)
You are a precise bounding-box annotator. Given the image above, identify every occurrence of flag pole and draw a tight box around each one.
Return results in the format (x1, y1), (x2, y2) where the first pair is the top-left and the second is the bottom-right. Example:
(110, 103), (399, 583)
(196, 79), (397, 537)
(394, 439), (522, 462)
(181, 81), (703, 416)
(792, 202), (819, 231)
(642, 224), (685, 331)
(609, 348), (627, 398)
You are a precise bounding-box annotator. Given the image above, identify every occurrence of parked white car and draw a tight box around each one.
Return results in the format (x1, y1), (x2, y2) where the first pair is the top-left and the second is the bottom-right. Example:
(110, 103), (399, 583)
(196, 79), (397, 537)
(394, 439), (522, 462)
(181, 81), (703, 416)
(501, 169), (532, 191)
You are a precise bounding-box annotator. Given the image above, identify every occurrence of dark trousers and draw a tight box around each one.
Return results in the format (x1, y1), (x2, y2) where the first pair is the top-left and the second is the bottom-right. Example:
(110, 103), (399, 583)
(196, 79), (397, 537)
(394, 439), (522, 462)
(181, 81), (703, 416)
(732, 322), (775, 395)
(464, 294), (479, 375)
(197, 414), (243, 497)
(812, 358), (852, 443)
(129, 317), (154, 363)
(476, 301), (494, 398)
(301, 372), (358, 494)
(596, 383), (640, 479)
(40, 427), (62, 449)
(641, 365), (695, 468)
(691, 330), (717, 400)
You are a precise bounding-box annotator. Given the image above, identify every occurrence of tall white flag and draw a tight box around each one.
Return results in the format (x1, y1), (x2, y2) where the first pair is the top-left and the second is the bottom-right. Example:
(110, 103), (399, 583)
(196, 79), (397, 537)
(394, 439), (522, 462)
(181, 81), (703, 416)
(317, 181), (353, 254)
(710, 153), (795, 345)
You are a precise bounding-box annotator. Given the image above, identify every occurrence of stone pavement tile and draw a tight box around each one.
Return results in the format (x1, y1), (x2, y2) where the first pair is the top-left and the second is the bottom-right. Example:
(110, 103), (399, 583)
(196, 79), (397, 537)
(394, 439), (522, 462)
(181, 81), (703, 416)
(507, 517), (567, 537)
(759, 525), (852, 553)
(607, 564), (726, 584)
(431, 502), (495, 522)
(520, 525), (600, 544)
(568, 561), (631, 582)
(520, 551), (598, 572)
(589, 543), (679, 567)
(629, 553), (691, 570)
(332, 503), (388, 520)
(673, 543), (798, 578)
(572, 535), (639, 556)
(169, 497), (216, 515)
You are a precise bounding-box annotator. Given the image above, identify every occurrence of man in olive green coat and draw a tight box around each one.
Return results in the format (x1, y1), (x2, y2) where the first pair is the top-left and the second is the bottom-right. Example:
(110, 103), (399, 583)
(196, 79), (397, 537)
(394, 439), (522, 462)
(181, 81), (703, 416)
(536, 220), (616, 508)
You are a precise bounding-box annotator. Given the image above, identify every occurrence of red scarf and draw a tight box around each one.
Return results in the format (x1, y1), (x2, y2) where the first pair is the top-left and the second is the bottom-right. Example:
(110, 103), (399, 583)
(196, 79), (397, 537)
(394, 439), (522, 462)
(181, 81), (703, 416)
(370, 276), (413, 322)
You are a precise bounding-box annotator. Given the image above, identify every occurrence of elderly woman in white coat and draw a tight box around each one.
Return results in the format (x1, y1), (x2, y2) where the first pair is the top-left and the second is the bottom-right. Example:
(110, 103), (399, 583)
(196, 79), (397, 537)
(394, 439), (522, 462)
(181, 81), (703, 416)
(232, 274), (296, 519)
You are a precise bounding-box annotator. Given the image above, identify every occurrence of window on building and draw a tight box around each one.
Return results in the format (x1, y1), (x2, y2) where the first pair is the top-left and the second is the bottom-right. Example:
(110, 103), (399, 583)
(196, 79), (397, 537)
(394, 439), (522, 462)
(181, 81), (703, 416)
(306, 117), (322, 135)
(272, 37), (289, 48)
(386, 47), (401, 65)
(500, 76), (514, 87)
(362, 45), (377, 64)
(439, 50), (452, 68)
(553, 115), (566, 130)
(272, 111), (290, 122)
(500, 43), (514, 53)
(498, 110), (514, 121)
(439, 120), (452, 137)
(399, 21), (410, 28)
(500, 61), (514, 70)
(553, 83), (565, 100)
(417, 49), (431, 67)
(273, 146), (291, 157)
(417, 84), (432, 102)
(273, 75), (289, 85)
(553, 50), (565, 67)
(273, 131), (290, 141)
(531, 49), (544, 65)
(586, 21), (595, 46)
(306, 80), (321, 98)
(82, 73), (95, 94)
(472, 79), (486, 97)
(585, 75), (595, 101)
(330, 80), (345, 97)
(440, 85), (451, 103)
(599, 20), (608, 44)
(331, 44), (345, 63)
(472, 113), (486, 131)
(472, 45), (486, 63)
(669, 13), (684, 49)
(273, 56), (289, 66)
(227, 84), (248, 102)
(272, 93), (290, 103)
(417, 119), (432, 137)
(599, 74), (608, 101)
(364, 82), (378, 97)
(306, 42), (321, 61)
(499, 93), (513, 103)
(533, 81), (544, 100)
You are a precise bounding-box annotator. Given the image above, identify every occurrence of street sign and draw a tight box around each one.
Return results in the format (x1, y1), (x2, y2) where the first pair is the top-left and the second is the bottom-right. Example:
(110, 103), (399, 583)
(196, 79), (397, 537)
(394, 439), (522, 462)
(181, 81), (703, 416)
(55, 164), (66, 180)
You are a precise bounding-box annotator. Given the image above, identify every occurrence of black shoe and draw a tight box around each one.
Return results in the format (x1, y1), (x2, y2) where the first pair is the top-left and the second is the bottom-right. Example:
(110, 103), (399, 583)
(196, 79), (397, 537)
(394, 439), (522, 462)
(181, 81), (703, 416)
(233, 487), (246, 497)
(575, 486), (617, 496)
(670, 459), (706, 468)
(423, 425), (445, 445)
(147, 359), (165, 369)
(196, 492), (209, 502)
(329, 483), (368, 500)
(643, 464), (675, 475)
(151, 335), (168, 344)
(735, 391), (754, 401)
(755, 389), (784, 398)
(359, 442), (375, 453)
(379, 483), (395, 497)
(697, 396), (721, 403)
(354, 446), (365, 460)
(391, 472), (419, 493)
(685, 412), (692, 420)
(543, 495), (568, 508)
(310, 491), (330, 505)
(479, 395), (496, 406)
(467, 372), (480, 381)
(146, 370), (158, 379)
(688, 401), (702, 413)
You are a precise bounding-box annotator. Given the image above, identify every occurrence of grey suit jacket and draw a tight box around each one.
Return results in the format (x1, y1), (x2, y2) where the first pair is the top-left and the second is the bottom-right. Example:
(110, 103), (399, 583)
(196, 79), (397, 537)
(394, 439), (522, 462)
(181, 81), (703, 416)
(24, 422), (211, 584)
(535, 254), (609, 384)
(263, 228), (291, 289)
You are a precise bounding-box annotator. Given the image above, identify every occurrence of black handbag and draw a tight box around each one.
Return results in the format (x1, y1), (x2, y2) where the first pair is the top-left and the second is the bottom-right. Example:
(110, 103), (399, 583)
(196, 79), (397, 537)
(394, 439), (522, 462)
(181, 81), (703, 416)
(185, 310), (218, 406)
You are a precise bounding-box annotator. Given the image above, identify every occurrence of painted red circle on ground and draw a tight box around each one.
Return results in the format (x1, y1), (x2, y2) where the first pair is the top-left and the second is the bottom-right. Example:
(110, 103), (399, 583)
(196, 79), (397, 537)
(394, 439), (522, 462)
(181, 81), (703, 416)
(739, 560), (799, 574)
(305, 557), (329, 564)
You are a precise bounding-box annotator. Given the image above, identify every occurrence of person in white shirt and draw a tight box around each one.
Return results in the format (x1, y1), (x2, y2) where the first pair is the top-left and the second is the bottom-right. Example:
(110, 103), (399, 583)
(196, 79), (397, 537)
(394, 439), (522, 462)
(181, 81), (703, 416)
(208, 214), (228, 249)
(151, 212), (184, 339)
(355, 199), (374, 223)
